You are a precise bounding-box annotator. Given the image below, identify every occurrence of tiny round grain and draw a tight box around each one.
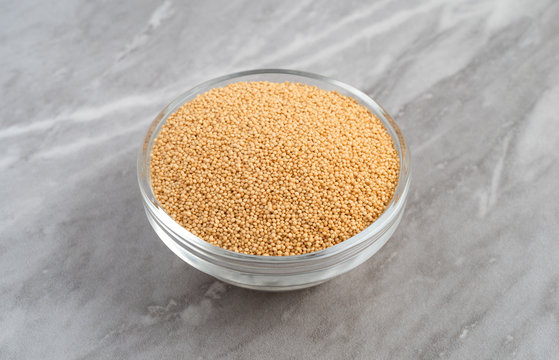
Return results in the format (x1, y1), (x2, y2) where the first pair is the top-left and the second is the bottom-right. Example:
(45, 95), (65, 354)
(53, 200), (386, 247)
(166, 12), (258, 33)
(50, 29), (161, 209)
(150, 81), (399, 256)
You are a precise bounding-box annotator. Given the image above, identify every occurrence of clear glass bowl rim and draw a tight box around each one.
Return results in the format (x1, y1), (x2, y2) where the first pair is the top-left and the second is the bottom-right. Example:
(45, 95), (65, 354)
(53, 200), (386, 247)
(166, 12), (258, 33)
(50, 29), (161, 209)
(137, 68), (411, 265)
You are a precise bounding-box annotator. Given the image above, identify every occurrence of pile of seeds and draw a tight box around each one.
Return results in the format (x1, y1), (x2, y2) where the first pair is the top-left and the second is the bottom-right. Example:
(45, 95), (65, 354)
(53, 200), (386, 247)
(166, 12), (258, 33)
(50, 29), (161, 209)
(150, 81), (399, 256)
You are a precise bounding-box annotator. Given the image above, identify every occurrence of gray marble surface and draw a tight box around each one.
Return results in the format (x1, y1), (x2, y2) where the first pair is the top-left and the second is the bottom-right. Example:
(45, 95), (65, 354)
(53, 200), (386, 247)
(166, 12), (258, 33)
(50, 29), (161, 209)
(2, 0), (559, 358)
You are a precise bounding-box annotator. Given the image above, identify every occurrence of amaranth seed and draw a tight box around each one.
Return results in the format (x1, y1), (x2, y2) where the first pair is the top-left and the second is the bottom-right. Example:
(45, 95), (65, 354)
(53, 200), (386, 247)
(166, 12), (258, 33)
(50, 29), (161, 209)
(150, 81), (399, 256)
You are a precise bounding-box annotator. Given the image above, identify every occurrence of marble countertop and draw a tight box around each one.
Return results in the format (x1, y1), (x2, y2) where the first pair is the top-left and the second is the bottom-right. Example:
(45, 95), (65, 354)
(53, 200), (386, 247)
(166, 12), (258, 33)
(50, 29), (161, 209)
(2, 0), (559, 358)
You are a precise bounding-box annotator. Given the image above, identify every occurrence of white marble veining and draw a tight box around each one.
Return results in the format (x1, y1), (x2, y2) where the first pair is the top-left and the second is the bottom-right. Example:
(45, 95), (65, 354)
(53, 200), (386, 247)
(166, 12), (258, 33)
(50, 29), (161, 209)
(2, 0), (559, 358)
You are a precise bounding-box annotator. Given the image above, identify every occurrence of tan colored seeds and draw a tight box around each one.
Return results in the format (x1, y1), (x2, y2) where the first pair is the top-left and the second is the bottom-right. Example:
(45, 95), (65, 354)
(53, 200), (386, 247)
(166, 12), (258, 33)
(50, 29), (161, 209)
(150, 81), (399, 256)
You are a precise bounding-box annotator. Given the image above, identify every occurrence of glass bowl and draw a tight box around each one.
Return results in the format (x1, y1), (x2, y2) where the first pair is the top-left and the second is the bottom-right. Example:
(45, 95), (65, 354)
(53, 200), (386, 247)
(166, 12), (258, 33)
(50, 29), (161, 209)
(137, 69), (411, 291)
